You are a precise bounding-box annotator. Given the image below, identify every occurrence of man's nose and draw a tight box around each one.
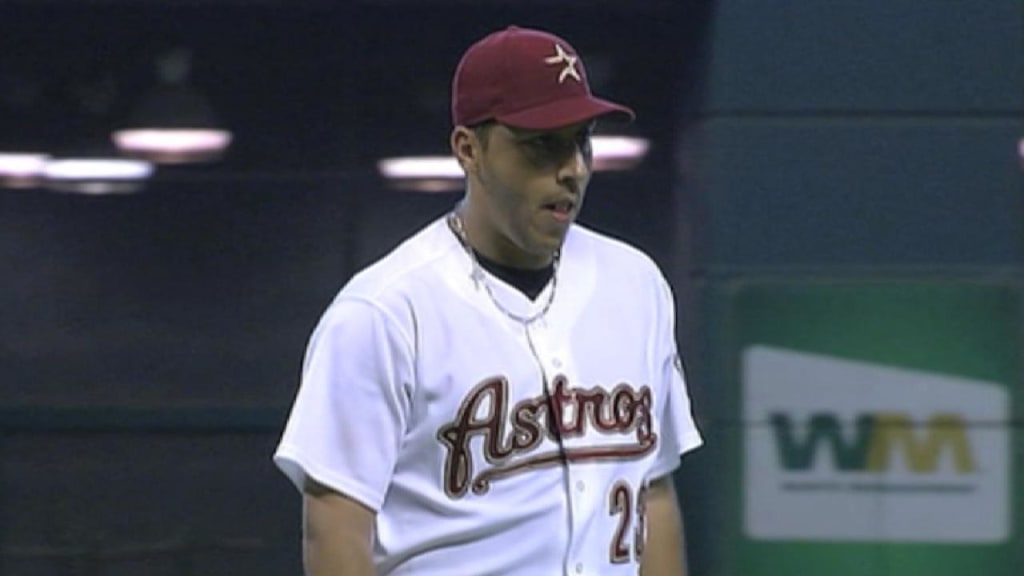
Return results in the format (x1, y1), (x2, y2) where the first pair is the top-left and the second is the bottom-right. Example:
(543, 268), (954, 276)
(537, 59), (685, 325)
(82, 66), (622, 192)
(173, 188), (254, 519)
(557, 143), (589, 187)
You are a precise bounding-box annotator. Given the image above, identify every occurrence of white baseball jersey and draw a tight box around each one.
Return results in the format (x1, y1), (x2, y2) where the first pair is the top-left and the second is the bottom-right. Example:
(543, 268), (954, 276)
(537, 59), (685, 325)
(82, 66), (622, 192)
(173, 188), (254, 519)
(274, 214), (702, 576)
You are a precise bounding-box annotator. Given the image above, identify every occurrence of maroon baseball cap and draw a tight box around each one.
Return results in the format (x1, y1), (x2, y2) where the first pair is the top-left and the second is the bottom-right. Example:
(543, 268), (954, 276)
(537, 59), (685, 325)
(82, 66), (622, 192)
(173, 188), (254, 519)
(451, 26), (635, 130)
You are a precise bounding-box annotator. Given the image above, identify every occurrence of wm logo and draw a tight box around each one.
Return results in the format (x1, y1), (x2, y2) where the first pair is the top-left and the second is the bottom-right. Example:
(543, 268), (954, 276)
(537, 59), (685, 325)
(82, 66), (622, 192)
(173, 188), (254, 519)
(770, 412), (976, 473)
(745, 346), (1008, 541)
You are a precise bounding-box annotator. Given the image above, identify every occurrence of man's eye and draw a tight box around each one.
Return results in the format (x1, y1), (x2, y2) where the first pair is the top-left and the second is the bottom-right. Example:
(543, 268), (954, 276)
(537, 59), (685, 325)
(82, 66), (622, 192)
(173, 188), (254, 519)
(530, 136), (555, 150)
(522, 133), (591, 160)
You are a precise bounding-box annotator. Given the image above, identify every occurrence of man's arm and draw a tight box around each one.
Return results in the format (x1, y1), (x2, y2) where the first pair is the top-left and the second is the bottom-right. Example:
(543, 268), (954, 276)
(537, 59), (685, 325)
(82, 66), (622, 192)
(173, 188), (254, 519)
(303, 479), (376, 576)
(641, 475), (688, 576)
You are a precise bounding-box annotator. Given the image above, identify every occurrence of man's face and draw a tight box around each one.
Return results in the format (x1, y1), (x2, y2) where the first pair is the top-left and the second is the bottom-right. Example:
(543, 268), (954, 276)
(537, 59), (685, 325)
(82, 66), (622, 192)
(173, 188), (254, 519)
(464, 120), (594, 268)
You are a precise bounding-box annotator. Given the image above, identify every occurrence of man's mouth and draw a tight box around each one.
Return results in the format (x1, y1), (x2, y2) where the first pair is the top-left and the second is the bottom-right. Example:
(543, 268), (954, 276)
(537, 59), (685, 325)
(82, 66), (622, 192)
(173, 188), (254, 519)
(544, 200), (575, 218)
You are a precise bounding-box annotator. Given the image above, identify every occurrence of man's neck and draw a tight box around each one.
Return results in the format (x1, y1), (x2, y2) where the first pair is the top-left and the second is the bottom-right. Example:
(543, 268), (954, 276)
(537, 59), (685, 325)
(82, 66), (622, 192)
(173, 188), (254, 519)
(472, 248), (554, 301)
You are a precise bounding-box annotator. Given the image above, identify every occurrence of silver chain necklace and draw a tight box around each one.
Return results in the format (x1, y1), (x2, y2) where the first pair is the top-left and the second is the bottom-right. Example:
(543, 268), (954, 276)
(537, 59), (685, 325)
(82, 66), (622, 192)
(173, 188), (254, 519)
(447, 211), (559, 326)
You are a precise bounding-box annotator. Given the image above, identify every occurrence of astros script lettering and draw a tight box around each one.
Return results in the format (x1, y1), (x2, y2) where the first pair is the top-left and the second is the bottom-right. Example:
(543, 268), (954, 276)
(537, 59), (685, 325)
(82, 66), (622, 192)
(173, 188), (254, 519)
(438, 375), (657, 497)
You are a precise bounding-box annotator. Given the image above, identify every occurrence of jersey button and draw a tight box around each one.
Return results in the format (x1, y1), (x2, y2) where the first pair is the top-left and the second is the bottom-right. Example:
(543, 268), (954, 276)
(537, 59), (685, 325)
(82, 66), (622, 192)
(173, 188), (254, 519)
(574, 562), (584, 574)
(575, 480), (585, 492)
(552, 358), (562, 368)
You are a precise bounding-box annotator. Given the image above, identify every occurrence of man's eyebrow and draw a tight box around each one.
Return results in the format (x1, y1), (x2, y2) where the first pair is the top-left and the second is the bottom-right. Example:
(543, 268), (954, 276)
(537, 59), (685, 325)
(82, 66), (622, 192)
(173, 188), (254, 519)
(508, 122), (595, 140)
(506, 126), (544, 139)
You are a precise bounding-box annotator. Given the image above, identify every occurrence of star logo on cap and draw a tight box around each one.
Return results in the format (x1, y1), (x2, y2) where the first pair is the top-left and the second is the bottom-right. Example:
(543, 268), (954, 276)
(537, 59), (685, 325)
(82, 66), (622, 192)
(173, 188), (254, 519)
(543, 43), (581, 84)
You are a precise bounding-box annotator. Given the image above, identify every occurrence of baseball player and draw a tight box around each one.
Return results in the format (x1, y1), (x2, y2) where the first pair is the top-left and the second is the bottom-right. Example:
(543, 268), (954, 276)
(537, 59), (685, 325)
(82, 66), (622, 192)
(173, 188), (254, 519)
(274, 25), (703, 576)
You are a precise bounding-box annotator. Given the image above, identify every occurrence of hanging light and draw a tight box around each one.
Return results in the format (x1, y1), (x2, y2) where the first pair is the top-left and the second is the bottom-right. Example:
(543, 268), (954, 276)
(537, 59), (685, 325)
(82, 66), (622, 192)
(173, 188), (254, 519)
(112, 48), (232, 164)
(44, 135), (154, 195)
(376, 156), (465, 193)
(43, 156), (154, 195)
(0, 125), (51, 190)
(591, 135), (650, 171)
(113, 128), (231, 164)
(0, 153), (50, 189)
(377, 156), (464, 180)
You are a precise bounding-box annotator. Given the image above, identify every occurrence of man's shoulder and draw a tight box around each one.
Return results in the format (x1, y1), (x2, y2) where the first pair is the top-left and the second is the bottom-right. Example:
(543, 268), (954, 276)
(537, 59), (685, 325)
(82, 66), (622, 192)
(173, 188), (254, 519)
(342, 216), (456, 300)
(568, 223), (662, 276)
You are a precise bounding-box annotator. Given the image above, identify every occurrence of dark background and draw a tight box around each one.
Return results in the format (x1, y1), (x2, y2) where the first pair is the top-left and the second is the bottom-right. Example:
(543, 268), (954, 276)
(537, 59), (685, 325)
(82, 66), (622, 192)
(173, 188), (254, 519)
(1, 1), (1022, 575)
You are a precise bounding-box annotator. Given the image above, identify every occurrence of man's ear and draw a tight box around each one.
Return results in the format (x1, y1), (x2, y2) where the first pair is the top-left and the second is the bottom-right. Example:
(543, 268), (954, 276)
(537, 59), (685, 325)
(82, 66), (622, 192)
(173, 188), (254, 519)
(450, 126), (478, 174)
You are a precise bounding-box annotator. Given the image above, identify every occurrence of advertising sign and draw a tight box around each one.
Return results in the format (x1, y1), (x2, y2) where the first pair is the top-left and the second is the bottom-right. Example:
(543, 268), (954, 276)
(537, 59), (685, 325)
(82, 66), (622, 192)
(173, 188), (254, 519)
(724, 280), (1020, 576)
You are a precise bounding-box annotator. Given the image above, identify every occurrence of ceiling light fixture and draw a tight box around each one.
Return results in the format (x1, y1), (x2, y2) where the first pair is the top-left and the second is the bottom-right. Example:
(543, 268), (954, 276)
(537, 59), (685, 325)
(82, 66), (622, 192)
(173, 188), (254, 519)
(0, 153), (50, 189)
(112, 48), (232, 164)
(377, 156), (464, 180)
(377, 156), (465, 193)
(44, 157), (154, 195)
(113, 128), (231, 164)
(591, 136), (650, 171)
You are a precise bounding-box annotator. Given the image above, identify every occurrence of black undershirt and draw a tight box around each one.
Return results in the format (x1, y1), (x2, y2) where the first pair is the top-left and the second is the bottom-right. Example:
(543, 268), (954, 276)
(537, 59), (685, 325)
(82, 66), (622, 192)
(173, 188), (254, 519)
(473, 249), (554, 301)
